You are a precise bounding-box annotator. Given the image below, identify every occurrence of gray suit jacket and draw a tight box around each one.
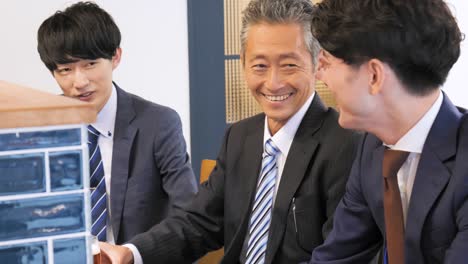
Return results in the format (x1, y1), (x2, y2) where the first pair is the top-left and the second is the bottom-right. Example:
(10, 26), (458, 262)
(130, 95), (361, 263)
(110, 84), (198, 244)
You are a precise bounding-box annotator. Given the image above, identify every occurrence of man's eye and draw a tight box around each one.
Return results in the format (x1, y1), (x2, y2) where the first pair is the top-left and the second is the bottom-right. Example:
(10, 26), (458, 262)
(252, 64), (267, 69)
(284, 64), (297, 68)
(57, 68), (71, 74)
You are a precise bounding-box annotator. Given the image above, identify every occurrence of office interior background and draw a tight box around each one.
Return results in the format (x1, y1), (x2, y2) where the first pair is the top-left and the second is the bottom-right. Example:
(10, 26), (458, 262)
(1, 0), (467, 176)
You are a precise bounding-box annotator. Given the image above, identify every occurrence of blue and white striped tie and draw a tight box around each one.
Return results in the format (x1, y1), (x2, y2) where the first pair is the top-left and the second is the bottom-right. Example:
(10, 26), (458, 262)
(246, 139), (280, 264)
(87, 125), (107, 241)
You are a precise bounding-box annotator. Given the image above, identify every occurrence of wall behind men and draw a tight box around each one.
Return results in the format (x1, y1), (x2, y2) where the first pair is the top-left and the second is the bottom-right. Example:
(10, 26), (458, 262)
(0, 0), (467, 161)
(444, 0), (468, 108)
(0, 0), (192, 151)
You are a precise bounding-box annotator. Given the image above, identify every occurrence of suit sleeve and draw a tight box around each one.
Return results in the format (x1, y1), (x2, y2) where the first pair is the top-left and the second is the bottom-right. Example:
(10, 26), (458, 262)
(444, 198), (468, 263)
(311, 134), (382, 264)
(153, 108), (198, 212)
(444, 115), (468, 263)
(129, 125), (232, 263)
(321, 132), (361, 238)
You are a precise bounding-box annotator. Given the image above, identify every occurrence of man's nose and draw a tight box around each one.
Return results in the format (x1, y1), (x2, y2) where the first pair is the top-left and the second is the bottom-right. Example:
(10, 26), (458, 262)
(265, 68), (284, 92)
(73, 69), (90, 89)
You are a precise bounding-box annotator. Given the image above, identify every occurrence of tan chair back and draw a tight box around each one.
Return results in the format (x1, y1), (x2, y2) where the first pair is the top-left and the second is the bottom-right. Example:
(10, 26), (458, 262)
(200, 159), (217, 183)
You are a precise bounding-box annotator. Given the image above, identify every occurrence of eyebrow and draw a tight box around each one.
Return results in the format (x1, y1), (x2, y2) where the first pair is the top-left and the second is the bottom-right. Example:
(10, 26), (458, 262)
(278, 52), (301, 61)
(55, 64), (73, 70)
(248, 54), (267, 63)
(55, 60), (79, 67)
(248, 52), (302, 63)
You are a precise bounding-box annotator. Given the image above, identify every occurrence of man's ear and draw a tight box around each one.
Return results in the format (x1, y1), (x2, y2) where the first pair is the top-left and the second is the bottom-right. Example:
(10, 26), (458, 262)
(367, 58), (385, 95)
(315, 49), (328, 81)
(112, 47), (122, 70)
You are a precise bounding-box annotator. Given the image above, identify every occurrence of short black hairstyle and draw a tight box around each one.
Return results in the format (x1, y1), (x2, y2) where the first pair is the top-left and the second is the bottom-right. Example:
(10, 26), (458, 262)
(311, 0), (463, 95)
(37, 1), (121, 72)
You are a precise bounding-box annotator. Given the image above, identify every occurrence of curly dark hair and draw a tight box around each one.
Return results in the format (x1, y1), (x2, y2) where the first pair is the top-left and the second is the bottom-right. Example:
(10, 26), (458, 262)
(37, 1), (121, 72)
(311, 0), (463, 95)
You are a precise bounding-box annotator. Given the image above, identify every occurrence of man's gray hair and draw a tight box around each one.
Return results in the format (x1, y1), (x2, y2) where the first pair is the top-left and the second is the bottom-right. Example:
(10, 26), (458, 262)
(240, 0), (321, 65)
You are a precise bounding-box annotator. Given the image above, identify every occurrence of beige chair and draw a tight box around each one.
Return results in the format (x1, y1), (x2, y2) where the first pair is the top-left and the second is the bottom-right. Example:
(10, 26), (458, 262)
(200, 159), (217, 183)
(198, 159), (224, 264)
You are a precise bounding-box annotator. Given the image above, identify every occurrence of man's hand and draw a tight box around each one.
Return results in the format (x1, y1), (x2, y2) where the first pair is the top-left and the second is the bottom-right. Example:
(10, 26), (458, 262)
(99, 242), (134, 264)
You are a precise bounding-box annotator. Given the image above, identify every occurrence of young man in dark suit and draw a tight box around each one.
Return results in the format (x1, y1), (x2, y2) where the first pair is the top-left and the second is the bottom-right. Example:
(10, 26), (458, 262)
(37, 2), (198, 244)
(100, 0), (360, 263)
(309, 0), (468, 263)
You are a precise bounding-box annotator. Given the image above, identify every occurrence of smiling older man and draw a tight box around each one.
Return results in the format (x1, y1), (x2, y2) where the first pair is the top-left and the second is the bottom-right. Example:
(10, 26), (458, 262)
(99, 0), (360, 263)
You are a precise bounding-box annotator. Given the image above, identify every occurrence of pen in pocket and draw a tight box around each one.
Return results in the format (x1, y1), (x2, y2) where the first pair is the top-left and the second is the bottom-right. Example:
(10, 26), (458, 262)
(292, 197), (298, 233)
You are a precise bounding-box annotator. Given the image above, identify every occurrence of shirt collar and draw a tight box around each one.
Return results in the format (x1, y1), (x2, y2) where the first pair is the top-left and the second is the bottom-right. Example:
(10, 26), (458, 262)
(263, 92), (315, 154)
(387, 90), (443, 153)
(91, 84), (117, 139)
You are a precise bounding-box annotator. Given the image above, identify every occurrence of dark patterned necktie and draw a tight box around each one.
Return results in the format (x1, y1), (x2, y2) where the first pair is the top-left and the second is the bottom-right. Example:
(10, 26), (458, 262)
(88, 125), (107, 241)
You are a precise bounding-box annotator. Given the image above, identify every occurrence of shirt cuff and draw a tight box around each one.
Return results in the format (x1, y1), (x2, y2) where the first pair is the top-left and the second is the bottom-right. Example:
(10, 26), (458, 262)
(122, 243), (143, 264)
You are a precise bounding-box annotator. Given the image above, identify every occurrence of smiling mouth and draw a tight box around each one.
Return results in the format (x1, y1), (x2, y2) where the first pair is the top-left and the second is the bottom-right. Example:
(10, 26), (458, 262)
(76, 92), (93, 99)
(263, 93), (293, 102)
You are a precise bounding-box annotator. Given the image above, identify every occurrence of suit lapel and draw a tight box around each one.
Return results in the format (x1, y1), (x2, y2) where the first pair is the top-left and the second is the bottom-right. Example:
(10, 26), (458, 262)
(223, 116), (264, 261)
(405, 94), (462, 256)
(265, 95), (327, 264)
(110, 85), (137, 242)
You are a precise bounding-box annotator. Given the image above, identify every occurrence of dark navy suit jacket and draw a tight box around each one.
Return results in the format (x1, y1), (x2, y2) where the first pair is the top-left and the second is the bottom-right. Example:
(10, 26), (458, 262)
(310, 94), (468, 263)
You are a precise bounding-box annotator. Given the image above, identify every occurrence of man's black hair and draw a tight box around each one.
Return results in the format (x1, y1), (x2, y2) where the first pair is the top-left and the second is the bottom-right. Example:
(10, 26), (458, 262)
(38, 1), (121, 72)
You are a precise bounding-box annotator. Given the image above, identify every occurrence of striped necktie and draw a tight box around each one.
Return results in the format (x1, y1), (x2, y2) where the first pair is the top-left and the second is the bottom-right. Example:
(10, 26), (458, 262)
(246, 139), (280, 264)
(87, 125), (107, 241)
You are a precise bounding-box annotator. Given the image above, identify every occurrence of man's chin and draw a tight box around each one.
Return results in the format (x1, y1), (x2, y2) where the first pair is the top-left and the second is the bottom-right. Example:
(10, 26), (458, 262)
(265, 110), (290, 122)
(338, 114), (355, 130)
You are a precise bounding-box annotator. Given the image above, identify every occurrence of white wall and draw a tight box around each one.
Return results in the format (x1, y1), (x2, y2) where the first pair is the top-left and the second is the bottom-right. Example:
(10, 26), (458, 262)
(444, 0), (468, 108)
(1, 0), (467, 149)
(0, 0), (191, 150)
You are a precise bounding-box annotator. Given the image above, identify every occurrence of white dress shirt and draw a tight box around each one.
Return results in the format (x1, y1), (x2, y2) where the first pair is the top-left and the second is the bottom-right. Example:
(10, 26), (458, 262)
(127, 93), (316, 264)
(385, 90), (443, 224)
(263, 92), (315, 204)
(91, 84), (117, 244)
